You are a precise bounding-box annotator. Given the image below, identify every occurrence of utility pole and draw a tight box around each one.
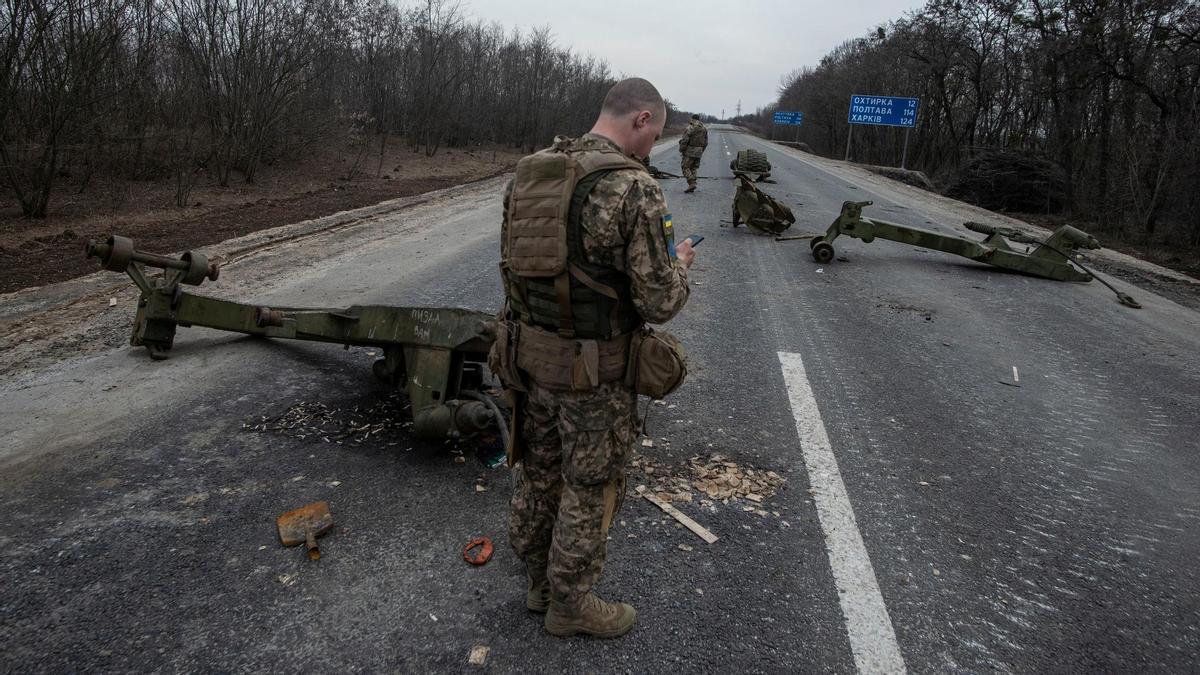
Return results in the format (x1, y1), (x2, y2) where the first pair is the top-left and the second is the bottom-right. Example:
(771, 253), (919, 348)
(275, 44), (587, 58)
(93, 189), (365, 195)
(736, 100), (742, 117)
(721, 108), (725, 120)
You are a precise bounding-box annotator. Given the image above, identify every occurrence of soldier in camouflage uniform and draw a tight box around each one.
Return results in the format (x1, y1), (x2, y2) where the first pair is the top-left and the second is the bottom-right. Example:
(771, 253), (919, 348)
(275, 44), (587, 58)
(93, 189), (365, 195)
(678, 114), (708, 193)
(495, 78), (694, 638)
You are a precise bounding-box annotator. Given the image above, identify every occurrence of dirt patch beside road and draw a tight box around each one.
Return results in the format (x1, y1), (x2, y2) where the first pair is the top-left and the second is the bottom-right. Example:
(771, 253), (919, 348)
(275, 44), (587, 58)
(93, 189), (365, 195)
(0, 146), (521, 294)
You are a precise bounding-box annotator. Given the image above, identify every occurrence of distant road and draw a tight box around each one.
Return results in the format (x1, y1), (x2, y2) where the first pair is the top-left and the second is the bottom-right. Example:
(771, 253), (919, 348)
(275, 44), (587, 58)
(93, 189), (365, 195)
(2, 126), (1197, 672)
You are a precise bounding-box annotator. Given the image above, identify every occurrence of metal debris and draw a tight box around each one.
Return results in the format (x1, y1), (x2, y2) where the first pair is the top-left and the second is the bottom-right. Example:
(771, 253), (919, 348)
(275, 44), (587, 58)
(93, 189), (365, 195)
(241, 392), (412, 445)
(463, 537), (494, 565)
(276, 500), (334, 561)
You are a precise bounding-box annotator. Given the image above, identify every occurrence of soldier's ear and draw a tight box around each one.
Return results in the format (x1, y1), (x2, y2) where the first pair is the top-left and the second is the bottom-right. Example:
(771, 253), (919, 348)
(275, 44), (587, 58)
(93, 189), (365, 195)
(634, 110), (651, 129)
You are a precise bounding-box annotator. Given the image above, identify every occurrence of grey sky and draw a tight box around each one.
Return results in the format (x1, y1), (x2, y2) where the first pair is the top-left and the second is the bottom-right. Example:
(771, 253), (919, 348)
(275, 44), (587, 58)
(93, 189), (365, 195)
(466, 0), (928, 117)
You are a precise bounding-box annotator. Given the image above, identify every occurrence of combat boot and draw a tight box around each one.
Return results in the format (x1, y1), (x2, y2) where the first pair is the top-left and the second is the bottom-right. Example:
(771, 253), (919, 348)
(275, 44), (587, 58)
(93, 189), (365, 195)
(544, 592), (636, 638)
(526, 572), (550, 613)
(684, 181), (697, 193)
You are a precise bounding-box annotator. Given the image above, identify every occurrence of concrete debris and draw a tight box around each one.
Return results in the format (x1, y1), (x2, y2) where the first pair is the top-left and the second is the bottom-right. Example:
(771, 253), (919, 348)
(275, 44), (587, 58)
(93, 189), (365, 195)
(629, 453), (787, 512)
(468, 646), (490, 666)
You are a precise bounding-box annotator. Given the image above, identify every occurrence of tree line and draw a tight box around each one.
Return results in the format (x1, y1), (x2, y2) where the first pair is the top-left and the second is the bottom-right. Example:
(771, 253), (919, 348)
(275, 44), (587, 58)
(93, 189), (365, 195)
(2, 0), (672, 218)
(738, 0), (1200, 249)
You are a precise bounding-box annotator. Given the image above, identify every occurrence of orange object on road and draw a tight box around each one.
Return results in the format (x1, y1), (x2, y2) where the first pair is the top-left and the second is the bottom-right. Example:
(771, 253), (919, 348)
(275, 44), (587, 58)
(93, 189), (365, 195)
(462, 536), (494, 565)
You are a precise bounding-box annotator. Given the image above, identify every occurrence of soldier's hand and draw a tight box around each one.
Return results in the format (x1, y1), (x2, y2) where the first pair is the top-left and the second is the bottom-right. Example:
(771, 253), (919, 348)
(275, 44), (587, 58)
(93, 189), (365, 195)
(675, 240), (696, 269)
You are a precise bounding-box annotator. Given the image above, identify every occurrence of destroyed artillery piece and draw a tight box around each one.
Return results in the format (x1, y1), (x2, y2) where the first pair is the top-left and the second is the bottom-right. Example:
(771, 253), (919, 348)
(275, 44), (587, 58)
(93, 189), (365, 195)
(730, 173), (796, 236)
(84, 235), (510, 444)
(805, 201), (1140, 307)
(639, 155), (680, 179)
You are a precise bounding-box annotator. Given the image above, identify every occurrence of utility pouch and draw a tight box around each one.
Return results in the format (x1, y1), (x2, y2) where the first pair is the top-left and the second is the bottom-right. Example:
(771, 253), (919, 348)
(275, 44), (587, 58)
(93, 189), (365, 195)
(625, 326), (688, 399)
(571, 339), (600, 391)
(505, 152), (573, 277)
(487, 319), (527, 392)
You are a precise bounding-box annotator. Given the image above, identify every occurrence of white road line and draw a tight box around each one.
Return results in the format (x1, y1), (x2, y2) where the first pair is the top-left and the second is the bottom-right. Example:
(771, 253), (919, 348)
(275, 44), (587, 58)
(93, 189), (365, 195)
(777, 351), (907, 674)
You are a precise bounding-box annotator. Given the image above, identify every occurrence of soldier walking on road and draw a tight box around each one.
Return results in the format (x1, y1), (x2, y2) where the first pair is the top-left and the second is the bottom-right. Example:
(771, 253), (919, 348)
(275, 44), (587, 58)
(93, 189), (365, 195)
(489, 77), (695, 638)
(678, 113), (708, 193)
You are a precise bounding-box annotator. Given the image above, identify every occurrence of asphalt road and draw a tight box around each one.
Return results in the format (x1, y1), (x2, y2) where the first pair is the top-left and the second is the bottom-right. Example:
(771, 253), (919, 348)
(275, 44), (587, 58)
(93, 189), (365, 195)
(2, 127), (1198, 673)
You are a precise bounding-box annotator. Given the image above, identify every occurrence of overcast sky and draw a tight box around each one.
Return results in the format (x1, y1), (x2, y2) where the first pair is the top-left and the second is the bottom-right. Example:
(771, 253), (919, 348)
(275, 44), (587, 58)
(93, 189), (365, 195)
(465, 0), (928, 117)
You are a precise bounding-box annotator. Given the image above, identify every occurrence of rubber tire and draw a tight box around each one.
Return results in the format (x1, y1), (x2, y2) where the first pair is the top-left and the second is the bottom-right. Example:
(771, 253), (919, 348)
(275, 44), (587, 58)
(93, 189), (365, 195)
(733, 149), (771, 173)
(812, 242), (835, 264)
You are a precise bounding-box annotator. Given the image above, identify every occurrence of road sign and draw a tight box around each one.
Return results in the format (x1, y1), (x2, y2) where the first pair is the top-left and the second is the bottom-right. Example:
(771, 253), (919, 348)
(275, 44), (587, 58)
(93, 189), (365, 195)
(772, 111), (804, 126)
(846, 95), (919, 128)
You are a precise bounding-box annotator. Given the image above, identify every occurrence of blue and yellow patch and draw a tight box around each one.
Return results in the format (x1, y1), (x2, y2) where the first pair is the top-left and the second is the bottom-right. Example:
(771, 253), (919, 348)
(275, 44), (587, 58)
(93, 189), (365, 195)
(663, 214), (676, 259)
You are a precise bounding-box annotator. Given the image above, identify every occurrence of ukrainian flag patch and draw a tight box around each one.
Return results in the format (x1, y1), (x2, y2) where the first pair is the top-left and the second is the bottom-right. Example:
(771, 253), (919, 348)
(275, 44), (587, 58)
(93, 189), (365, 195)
(663, 214), (676, 258)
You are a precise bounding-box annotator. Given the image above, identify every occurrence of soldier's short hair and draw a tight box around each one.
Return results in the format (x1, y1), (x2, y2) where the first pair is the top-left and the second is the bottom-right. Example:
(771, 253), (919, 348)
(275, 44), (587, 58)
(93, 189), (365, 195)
(691, 113), (700, 120)
(601, 78), (665, 119)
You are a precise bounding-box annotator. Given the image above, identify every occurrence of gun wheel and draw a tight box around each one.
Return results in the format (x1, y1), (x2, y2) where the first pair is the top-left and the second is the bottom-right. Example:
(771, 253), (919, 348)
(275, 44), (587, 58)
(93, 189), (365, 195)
(733, 149), (771, 173)
(812, 242), (835, 264)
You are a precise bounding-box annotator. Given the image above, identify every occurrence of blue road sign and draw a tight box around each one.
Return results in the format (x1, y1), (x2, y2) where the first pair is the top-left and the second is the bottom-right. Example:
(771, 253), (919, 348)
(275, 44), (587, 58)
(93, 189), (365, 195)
(847, 95), (919, 128)
(772, 111), (804, 126)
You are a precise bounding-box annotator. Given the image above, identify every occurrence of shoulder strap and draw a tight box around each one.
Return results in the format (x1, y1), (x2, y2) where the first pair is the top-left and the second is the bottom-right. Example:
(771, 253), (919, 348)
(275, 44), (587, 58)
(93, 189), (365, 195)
(566, 150), (643, 264)
(552, 152), (641, 338)
(576, 150), (645, 176)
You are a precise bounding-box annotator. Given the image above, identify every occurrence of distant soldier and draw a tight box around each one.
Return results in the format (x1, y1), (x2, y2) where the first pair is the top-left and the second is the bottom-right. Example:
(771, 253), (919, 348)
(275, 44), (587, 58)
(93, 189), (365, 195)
(678, 113), (708, 192)
(490, 77), (695, 638)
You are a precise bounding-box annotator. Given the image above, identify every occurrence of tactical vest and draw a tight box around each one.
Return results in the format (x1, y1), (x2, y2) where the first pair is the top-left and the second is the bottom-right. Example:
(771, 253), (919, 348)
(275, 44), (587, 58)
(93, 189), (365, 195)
(502, 140), (646, 340)
(686, 123), (708, 149)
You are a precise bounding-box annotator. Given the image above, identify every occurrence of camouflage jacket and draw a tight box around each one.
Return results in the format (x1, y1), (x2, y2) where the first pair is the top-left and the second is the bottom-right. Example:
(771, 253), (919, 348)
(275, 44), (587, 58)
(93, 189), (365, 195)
(678, 120), (708, 158)
(501, 134), (690, 325)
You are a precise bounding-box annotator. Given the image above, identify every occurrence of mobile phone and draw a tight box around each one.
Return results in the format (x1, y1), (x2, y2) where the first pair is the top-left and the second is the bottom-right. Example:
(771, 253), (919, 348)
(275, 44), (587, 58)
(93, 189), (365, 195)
(683, 235), (704, 247)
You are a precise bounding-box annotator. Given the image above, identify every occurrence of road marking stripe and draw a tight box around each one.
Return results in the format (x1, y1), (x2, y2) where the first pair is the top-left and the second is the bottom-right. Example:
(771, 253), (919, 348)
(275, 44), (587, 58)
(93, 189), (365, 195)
(777, 351), (907, 674)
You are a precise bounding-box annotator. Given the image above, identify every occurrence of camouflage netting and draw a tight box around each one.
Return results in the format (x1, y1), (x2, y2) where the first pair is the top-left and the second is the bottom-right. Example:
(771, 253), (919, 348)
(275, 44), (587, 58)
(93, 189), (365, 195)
(946, 150), (1068, 213)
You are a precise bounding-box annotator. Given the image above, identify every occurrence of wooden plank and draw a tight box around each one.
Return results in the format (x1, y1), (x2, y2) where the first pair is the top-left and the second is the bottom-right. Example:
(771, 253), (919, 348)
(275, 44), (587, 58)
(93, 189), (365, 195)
(636, 485), (719, 544)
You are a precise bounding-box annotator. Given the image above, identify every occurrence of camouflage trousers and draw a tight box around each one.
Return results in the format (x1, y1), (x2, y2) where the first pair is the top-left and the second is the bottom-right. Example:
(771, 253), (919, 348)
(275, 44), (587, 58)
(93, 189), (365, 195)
(509, 379), (636, 606)
(680, 155), (701, 182)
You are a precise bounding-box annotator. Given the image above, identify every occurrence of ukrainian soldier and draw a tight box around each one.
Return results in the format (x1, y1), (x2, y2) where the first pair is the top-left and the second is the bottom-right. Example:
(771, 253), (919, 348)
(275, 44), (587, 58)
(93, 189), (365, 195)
(489, 78), (695, 638)
(678, 113), (708, 193)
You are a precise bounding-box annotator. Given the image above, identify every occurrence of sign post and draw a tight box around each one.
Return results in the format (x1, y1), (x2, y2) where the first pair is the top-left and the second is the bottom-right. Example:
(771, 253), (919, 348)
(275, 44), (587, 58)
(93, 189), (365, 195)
(772, 111), (803, 145)
(845, 94), (919, 167)
(773, 111), (803, 126)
